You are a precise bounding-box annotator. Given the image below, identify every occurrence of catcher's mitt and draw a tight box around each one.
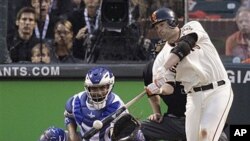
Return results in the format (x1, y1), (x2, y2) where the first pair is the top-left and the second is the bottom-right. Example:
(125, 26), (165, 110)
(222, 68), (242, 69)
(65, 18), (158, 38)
(111, 113), (140, 141)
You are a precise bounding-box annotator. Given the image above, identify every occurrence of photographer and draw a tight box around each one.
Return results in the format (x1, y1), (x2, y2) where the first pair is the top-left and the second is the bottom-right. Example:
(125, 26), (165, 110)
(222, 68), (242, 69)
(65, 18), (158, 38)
(71, 0), (148, 63)
(91, 0), (148, 62)
(69, 0), (101, 61)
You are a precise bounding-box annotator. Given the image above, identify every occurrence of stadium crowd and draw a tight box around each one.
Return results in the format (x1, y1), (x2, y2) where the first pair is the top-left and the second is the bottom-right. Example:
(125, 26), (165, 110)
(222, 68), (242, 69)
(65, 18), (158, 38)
(1, 0), (250, 64)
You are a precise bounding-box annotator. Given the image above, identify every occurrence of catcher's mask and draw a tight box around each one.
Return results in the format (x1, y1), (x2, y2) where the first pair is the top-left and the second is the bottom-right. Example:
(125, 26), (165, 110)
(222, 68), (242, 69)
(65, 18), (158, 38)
(85, 67), (115, 110)
(151, 7), (178, 28)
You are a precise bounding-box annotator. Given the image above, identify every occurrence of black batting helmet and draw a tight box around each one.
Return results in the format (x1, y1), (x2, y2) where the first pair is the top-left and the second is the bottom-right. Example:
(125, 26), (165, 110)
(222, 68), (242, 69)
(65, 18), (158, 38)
(150, 7), (178, 28)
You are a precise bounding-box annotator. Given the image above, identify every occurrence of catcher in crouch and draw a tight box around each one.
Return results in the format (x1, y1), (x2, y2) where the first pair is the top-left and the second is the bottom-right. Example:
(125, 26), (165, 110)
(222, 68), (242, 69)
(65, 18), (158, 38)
(38, 67), (145, 141)
(64, 66), (124, 141)
(64, 66), (145, 141)
(38, 114), (145, 141)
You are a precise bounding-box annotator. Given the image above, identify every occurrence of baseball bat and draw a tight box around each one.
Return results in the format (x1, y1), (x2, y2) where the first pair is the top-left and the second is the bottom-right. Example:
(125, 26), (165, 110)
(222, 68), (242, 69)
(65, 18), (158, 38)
(82, 90), (146, 140)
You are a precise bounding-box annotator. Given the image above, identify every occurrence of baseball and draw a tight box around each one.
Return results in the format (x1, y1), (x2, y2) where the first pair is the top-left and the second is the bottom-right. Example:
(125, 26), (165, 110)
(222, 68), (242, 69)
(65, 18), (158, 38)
(93, 120), (103, 129)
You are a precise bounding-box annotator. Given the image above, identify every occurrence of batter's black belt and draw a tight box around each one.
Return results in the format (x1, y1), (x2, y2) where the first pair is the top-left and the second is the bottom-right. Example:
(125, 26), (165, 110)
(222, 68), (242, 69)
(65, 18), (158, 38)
(192, 80), (225, 92)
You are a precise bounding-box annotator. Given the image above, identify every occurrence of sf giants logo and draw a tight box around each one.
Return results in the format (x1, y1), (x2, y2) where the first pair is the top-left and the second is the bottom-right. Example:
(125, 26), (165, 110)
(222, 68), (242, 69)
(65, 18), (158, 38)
(181, 25), (193, 33)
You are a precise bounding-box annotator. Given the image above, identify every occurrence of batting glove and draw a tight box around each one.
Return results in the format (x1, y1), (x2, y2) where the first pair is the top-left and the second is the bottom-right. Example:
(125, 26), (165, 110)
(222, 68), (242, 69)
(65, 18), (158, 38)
(154, 77), (166, 88)
(145, 83), (163, 96)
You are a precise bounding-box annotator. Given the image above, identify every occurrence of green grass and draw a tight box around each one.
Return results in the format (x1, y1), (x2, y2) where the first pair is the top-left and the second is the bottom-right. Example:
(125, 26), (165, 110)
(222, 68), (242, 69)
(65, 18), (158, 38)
(0, 80), (166, 141)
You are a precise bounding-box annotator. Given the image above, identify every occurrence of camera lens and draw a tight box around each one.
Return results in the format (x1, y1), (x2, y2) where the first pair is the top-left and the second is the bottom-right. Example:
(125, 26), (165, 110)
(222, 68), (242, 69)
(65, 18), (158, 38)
(101, 0), (129, 29)
(102, 2), (127, 23)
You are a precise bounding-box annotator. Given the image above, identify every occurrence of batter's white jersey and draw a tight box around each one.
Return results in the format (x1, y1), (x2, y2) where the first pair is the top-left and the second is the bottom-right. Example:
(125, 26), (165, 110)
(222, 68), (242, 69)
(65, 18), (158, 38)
(152, 42), (176, 82)
(153, 21), (229, 92)
(176, 21), (229, 92)
(152, 42), (174, 82)
(153, 21), (233, 141)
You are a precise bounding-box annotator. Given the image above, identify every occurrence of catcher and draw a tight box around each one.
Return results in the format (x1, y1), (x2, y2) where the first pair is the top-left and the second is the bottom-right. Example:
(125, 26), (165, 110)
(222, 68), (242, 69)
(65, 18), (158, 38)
(38, 114), (144, 141)
(64, 67), (127, 141)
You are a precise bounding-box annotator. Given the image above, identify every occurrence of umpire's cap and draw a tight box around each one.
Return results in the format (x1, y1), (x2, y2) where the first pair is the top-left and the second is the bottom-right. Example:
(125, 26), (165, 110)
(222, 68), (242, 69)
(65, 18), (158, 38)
(150, 7), (178, 28)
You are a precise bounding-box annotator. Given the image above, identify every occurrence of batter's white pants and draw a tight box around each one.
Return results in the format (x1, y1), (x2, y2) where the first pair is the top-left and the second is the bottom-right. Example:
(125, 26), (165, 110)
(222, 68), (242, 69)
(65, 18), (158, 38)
(185, 81), (233, 141)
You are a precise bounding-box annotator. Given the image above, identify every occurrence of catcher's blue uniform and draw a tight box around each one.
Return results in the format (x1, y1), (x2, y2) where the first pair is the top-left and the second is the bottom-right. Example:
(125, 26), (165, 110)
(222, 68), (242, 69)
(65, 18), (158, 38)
(64, 91), (125, 141)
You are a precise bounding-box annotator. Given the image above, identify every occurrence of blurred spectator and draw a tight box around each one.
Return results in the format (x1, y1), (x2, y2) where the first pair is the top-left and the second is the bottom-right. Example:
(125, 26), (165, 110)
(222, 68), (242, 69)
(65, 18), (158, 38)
(75, 0), (100, 37)
(70, 0), (85, 11)
(7, 6), (39, 63)
(225, 7), (250, 62)
(134, 0), (183, 45)
(49, 0), (73, 19)
(92, 1), (150, 63)
(67, 0), (101, 36)
(31, 42), (51, 63)
(7, 0), (30, 35)
(66, 0), (146, 63)
(241, 0), (250, 7)
(50, 19), (82, 63)
(66, 0), (101, 61)
(132, 0), (167, 21)
(31, 0), (58, 40)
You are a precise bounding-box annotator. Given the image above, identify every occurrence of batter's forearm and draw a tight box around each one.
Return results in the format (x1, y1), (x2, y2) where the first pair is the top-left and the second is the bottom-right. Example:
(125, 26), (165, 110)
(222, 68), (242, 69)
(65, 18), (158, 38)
(164, 53), (180, 70)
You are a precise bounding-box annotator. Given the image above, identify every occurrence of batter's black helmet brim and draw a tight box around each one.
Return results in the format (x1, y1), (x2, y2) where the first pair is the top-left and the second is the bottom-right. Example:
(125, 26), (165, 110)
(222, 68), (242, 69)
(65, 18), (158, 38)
(151, 20), (166, 28)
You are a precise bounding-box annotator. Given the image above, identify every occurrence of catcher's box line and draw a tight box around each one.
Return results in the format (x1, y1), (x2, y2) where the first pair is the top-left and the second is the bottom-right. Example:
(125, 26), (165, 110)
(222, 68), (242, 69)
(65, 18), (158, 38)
(82, 90), (146, 140)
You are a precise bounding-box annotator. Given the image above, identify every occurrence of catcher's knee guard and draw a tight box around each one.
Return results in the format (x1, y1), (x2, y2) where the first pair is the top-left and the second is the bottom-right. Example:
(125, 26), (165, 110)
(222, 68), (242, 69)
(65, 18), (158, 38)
(111, 113), (145, 141)
(131, 129), (145, 141)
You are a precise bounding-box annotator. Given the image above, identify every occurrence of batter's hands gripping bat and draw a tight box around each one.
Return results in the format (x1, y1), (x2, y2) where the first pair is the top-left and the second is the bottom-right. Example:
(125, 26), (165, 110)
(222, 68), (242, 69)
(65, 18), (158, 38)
(82, 90), (146, 140)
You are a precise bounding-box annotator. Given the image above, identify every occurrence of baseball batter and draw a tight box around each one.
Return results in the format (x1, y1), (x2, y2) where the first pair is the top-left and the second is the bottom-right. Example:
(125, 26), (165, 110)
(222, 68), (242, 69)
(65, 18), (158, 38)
(146, 7), (234, 141)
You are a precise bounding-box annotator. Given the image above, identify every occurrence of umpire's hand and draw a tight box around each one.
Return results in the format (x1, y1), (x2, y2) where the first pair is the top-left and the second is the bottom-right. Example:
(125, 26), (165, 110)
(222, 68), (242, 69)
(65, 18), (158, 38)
(148, 113), (163, 123)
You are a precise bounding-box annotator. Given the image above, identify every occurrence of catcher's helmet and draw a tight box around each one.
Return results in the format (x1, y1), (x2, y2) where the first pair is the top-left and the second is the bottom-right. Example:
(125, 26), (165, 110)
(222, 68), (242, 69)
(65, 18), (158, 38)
(85, 67), (115, 109)
(39, 127), (66, 141)
(150, 7), (178, 28)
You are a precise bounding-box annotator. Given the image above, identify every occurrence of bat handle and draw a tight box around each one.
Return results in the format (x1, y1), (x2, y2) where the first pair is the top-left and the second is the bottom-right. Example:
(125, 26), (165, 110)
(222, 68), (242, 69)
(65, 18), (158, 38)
(82, 128), (97, 140)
